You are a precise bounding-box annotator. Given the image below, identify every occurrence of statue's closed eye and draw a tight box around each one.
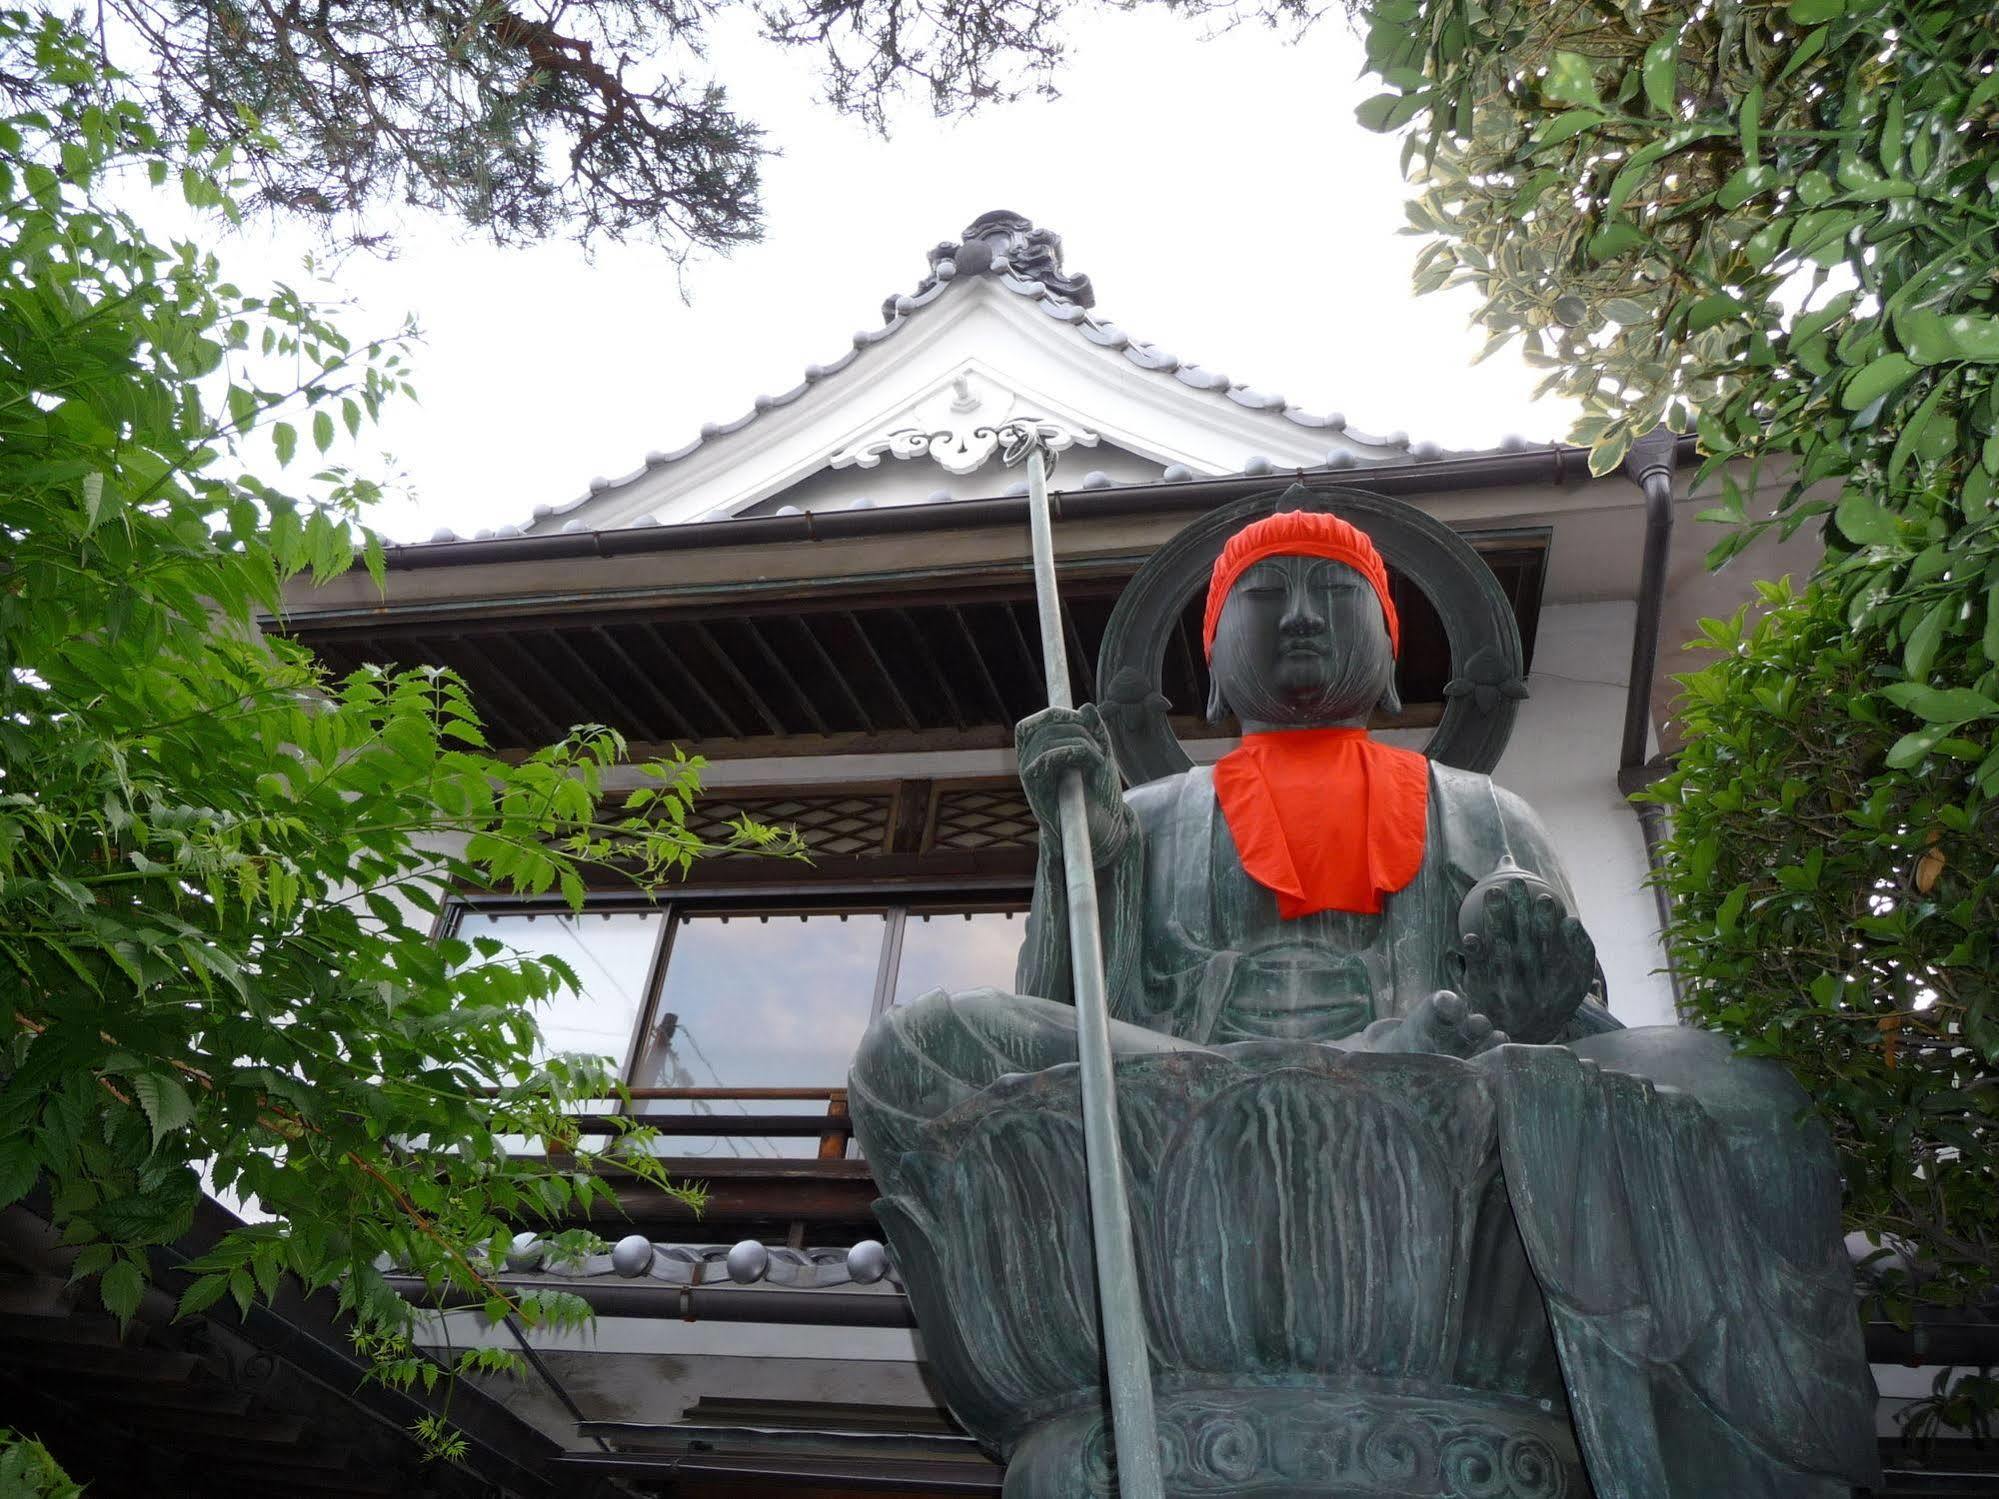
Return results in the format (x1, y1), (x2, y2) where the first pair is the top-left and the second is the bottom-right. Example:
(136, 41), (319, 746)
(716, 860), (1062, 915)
(1307, 564), (1365, 592)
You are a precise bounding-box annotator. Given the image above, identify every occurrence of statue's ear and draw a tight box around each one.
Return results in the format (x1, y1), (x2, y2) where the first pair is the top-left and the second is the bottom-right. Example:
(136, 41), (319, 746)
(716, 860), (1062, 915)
(1205, 674), (1231, 725)
(1375, 673), (1403, 718)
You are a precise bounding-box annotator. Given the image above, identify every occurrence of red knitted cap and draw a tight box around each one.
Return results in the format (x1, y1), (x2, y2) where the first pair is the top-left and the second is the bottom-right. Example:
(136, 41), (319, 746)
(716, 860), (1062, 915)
(1202, 510), (1400, 660)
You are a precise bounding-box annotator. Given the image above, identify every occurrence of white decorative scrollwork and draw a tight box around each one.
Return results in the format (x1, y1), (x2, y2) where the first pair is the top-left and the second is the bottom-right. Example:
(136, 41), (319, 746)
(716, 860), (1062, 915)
(833, 417), (1097, 476)
(828, 366), (1100, 476)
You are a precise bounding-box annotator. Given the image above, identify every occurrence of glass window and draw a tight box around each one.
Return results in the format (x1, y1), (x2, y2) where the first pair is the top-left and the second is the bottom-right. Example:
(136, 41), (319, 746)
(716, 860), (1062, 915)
(634, 910), (889, 1158)
(454, 909), (660, 1071)
(892, 908), (1027, 1006)
(447, 893), (1031, 1157)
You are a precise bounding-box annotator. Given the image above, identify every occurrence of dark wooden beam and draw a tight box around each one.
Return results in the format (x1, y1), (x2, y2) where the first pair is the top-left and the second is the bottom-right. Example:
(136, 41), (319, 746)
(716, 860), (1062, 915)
(544, 630), (649, 739)
(641, 621), (745, 739)
(0, 1273), (77, 1318)
(840, 612), (921, 733)
(186, 1454), (396, 1492)
(945, 607), (1010, 725)
(120, 1406), (310, 1448)
(594, 625), (700, 742)
(579, 844), (1038, 893)
(789, 615), (875, 733)
(562, 1112), (848, 1137)
(489, 630), (604, 728)
(0, 1310), (136, 1347)
(559, 1160), (880, 1230)
(442, 633), (571, 744)
(1058, 598), (1095, 701)
(997, 601), (1045, 702)
(3, 1336), (202, 1381)
(889, 780), (933, 855)
(1172, 610), (1204, 713)
(687, 620), (786, 738)
(508, 723), (1014, 766)
(38, 1370), (257, 1416)
(739, 617), (829, 735)
(892, 608), (965, 731)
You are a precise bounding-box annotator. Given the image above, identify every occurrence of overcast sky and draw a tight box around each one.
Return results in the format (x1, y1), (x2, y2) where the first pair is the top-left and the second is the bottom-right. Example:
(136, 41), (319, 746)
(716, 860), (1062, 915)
(201, 9), (1577, 543)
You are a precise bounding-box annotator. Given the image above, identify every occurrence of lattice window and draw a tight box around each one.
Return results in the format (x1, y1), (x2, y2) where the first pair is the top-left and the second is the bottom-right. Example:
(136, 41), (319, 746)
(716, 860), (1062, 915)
(683, 794), (892, 858)
(928, 785), (1038, 851)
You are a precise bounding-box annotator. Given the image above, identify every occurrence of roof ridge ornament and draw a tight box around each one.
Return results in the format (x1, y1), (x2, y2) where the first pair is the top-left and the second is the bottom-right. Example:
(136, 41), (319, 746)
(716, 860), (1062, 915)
(885, 209), (1096, 322)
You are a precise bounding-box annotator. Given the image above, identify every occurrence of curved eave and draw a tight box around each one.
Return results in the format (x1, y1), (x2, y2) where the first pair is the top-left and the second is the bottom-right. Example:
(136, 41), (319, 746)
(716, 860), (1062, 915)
(381, 440), (1654, 573)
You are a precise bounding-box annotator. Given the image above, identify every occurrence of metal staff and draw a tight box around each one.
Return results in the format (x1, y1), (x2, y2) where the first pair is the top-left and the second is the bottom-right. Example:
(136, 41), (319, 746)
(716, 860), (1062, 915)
(1002, 422), (1164, 1498)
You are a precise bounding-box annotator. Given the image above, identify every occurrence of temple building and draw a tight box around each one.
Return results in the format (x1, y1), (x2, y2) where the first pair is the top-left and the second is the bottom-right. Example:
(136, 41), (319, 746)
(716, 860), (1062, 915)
(3, 212), (1982, 1496)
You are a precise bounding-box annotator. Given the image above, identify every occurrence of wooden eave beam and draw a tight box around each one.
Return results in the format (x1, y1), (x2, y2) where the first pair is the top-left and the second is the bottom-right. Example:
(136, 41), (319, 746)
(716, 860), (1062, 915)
(738, 616), (829, 735)
(432, 633), (570, 744)
(641, 621), (746, 739)
(591, 624), (701, 741)
(840, 611), (921, 733)
(945, 605), (1011, 725)
(891, 608), (965, 732)
(544, 629), (650, 739)
(788, 615), (875, 734)
(686, 619), (786, 737)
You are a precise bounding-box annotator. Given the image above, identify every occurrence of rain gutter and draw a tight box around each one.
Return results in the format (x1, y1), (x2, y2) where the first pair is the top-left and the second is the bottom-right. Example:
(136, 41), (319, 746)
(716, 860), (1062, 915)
(370, 441), (1688, 573)
(1617, 428), (1685, 1008)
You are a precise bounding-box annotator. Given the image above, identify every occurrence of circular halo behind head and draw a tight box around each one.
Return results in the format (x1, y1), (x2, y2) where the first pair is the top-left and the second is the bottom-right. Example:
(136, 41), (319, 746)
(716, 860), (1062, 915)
(1095, 483), (1526, 784)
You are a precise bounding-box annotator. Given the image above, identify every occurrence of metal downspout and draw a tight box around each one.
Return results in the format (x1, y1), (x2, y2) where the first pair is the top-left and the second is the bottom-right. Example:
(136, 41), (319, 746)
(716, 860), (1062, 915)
(1618, 428), (1682, 1008)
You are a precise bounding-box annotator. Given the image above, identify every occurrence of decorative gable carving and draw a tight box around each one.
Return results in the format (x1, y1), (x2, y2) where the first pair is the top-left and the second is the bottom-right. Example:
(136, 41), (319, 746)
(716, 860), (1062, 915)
(827, 366), (1100, 477)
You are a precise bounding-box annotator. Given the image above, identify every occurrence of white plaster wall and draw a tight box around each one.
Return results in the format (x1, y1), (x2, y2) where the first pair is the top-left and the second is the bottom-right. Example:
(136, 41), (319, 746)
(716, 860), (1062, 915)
(1494, 601), (1677, 1029)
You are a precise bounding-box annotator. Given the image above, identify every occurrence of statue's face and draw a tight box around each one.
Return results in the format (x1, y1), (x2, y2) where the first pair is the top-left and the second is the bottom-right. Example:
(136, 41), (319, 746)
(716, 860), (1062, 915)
(1211, 555), (1395, 728)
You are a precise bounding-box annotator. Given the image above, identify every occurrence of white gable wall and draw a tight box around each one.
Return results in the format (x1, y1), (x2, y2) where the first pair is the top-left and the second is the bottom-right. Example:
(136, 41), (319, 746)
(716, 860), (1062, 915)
(526, 274), (1404, 531)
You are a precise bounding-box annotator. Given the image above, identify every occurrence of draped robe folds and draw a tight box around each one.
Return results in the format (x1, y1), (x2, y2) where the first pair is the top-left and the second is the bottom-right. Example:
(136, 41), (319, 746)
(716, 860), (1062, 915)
(1016, 760), (1608, 1046)
(849, 756), (1880, 1497)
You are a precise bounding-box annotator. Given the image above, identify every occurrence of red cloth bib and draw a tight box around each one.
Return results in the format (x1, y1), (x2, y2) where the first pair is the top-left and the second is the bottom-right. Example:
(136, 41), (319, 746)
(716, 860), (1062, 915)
(1213, 728), (1430, 918)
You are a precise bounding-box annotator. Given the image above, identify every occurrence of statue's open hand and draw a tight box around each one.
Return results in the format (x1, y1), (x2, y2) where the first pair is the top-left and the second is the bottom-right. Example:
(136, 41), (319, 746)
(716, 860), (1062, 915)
(1364, 989), (1505, 1058)
(1016, 705), (1125, 857)
(1455, 880), (1595, 1044)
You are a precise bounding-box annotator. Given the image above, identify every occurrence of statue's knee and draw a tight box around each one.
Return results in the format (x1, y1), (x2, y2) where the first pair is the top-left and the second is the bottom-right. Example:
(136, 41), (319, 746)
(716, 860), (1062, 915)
(851, 987), (1069, 1106)
(853, 990), (955, 1089)
(1572, 1025), (1809, 1127)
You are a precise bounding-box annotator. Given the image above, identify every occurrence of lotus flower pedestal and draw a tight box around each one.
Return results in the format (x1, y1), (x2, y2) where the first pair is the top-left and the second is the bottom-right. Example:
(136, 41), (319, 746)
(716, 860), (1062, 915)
(864, 1044), (1587, 1498)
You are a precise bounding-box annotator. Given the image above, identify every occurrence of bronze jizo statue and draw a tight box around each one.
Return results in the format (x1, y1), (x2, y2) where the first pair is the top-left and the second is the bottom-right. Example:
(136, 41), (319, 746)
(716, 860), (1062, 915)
(851, 495), (1878, 1498)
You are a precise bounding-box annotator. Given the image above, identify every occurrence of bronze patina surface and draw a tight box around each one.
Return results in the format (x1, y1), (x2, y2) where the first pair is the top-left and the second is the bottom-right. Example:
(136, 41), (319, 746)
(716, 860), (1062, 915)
(851, 488), (1878, 1498)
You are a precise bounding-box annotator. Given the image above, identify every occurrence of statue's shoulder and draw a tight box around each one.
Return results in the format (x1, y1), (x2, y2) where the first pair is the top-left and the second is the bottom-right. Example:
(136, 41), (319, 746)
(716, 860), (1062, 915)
(1425, 760), (1503, 818)
(1427, 761), (1544, 832)
(1123, 764), (1213, 834)
(1426, 759), (1484, 799)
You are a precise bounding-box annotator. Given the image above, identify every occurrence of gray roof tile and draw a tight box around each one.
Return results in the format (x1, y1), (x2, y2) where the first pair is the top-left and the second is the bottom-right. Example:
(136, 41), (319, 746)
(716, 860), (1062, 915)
(503, 210), (1499, 537)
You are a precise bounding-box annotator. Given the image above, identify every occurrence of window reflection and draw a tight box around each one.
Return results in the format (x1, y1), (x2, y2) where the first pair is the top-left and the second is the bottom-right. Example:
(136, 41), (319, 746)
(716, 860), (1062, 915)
(454, 909), (658, 1073)
(451, 895), (1032, 1158)
(635, 911), (887, 1158)
(893, 909), (1026, 1006)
